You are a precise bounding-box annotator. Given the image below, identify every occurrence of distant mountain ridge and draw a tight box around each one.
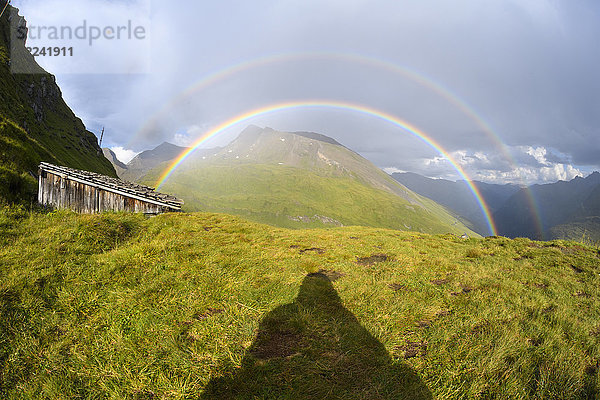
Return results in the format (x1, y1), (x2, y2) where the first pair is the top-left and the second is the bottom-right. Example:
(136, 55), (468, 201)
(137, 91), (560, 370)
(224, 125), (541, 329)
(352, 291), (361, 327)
(102, 148), (127, 174)
(290, 130), (345, 147)
(131, 126), (478, 235)
(392, 172), (521, 234)
(132, 142), (187, 162)
(494, 171), (600, 240)
(111, 142), (189, 182)
(393, 170), (600, 240)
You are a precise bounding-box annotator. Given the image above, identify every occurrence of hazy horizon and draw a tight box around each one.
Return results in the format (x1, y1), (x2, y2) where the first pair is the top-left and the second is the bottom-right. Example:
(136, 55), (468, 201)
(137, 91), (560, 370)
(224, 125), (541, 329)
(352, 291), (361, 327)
(106, 125), (600, 187)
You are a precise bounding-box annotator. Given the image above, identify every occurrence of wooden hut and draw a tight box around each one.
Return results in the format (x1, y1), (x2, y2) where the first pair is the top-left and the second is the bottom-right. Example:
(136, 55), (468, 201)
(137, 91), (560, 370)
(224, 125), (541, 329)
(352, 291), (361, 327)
(38, 162), (183, 214)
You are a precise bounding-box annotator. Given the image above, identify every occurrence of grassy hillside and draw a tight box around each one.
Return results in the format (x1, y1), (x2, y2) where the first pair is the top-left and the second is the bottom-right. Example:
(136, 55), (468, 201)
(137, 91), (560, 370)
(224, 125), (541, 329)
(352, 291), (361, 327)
(0, 118), (55, 203)
(145, 163), (477, 236)
(0, 6), (116, 204)
(550, 184), (600, 243)
(550, 217), (600, 244)
(392, 172), (520, 235)
(140, 127), (477, 236)
(494, 172), (600, 240)
(1, 208), (599, 398)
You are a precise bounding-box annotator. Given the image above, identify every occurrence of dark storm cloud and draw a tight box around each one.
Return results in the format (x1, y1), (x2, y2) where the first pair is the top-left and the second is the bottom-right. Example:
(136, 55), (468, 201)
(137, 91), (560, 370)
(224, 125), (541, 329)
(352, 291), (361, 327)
(14, 0), (600, 183)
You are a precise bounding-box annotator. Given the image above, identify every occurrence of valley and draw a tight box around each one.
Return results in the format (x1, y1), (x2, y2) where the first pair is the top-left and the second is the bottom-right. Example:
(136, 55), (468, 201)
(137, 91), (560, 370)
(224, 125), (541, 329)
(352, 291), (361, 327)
(394, 171), (600, 242)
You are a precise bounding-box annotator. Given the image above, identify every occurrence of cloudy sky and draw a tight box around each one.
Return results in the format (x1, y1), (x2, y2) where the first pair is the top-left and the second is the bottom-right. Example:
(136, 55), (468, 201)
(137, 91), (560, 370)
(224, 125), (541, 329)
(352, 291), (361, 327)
(12, 0), (600, 184)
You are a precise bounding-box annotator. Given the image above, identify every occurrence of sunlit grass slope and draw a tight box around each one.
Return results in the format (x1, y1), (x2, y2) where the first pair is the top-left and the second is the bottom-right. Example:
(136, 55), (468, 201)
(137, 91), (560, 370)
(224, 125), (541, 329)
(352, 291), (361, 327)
(140, 127), (478, 236)
(1, 208), (599, 399)
(147, 163), (478, 236)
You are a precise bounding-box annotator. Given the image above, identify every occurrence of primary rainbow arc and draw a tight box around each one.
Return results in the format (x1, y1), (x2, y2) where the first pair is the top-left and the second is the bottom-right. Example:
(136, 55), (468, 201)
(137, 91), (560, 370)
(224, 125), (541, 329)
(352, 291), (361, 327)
(133, 52), (542, 236)
(155, 100), (499, 236)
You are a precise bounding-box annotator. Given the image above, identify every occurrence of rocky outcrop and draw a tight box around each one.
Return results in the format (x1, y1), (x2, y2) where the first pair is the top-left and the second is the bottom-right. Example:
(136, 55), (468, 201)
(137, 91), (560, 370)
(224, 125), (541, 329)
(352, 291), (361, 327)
(0, 5), (116, 203)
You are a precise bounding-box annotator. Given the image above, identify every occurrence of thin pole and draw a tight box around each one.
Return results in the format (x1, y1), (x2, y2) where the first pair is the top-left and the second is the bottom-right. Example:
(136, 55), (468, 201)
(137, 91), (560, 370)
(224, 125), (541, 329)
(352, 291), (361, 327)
(99, 127), (104, 147)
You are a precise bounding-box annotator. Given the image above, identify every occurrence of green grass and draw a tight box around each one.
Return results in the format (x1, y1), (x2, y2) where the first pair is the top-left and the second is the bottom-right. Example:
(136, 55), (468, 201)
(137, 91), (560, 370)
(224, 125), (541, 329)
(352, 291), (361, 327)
(1, 208), (599, 398)
(550, 217), (600, 245)
(136, 127), (479, 237)
(143, 163), (477, 237)
(0, 117), (56, 203)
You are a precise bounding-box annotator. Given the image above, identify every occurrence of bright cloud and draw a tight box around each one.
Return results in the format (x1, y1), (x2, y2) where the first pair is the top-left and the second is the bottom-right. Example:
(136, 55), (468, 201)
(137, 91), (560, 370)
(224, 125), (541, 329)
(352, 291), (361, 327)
(172, 133), (192, 147)
(110, 146), (139, 164)
(416, 145), (585, 184)
(382, 167), (408, 174)
(525, 146), (550, 166)
(473, 164), (583, 184)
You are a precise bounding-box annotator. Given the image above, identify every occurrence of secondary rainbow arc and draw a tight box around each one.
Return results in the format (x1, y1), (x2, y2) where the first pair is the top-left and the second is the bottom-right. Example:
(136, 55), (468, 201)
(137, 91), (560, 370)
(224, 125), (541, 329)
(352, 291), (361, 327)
(133, 51), (543, 236)
(155, 100), (499, 236)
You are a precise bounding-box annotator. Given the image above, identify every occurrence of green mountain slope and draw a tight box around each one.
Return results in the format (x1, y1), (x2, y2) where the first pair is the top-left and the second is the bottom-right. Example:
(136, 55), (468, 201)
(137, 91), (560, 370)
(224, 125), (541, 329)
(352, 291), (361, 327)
(140, 126), (478, 236)
(1, 209), (598, 398)
(549, 183), (600, 243)
(0, 6), (116, 204)
(494, 172), (600, 240)
(392, 172), (521, 235)
(550, 217), (600, 244)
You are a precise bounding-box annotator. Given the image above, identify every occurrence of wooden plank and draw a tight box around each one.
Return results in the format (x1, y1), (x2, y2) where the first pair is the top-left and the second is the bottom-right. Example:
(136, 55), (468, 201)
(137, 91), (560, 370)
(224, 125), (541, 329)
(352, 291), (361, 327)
(39, 163), (182, 209)
(38, 167), (181, 214)
(38, 169), (43, 204)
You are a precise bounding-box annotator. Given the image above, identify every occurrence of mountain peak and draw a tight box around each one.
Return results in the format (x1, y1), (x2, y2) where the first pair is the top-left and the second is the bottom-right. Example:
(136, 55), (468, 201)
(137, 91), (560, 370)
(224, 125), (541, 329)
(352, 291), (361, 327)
(155, 142), (183, 150)
(289, 131), (343, 146)
(584, 170), (600, 185)
(239, 125), (265, 136)
(237, 125), (343, 147)
(135, 142), (186, 160)
(142, 126), (478, 236)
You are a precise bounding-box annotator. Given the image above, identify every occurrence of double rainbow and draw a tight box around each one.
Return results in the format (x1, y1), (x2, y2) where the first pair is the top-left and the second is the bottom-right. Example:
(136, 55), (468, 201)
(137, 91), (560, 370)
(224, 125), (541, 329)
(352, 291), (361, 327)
(134, 52), (543, 237)
(155, 100), (499, 236)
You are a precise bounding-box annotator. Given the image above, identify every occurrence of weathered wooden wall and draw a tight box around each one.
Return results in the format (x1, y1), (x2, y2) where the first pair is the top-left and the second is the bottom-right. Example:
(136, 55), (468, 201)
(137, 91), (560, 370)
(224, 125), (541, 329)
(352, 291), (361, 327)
(38, 171), (171, 214)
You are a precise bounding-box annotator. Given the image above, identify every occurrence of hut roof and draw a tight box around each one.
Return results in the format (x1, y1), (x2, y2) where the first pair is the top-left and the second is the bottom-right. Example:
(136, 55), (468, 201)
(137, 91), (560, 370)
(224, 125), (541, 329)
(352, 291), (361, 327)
(39, 162), (183, 210)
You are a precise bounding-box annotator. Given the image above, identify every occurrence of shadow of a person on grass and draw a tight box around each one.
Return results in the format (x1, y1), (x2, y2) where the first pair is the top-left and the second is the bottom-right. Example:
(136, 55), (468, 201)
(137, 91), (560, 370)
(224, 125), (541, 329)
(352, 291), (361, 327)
(201, 272), (432, 399)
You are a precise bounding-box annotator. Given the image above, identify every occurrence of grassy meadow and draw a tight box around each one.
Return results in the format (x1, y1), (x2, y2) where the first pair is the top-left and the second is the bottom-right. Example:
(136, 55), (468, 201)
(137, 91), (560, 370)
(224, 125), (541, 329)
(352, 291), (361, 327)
(1, 207), (599, 399)
(136, 126), (479, 237)
(143, 163), (477, 236)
